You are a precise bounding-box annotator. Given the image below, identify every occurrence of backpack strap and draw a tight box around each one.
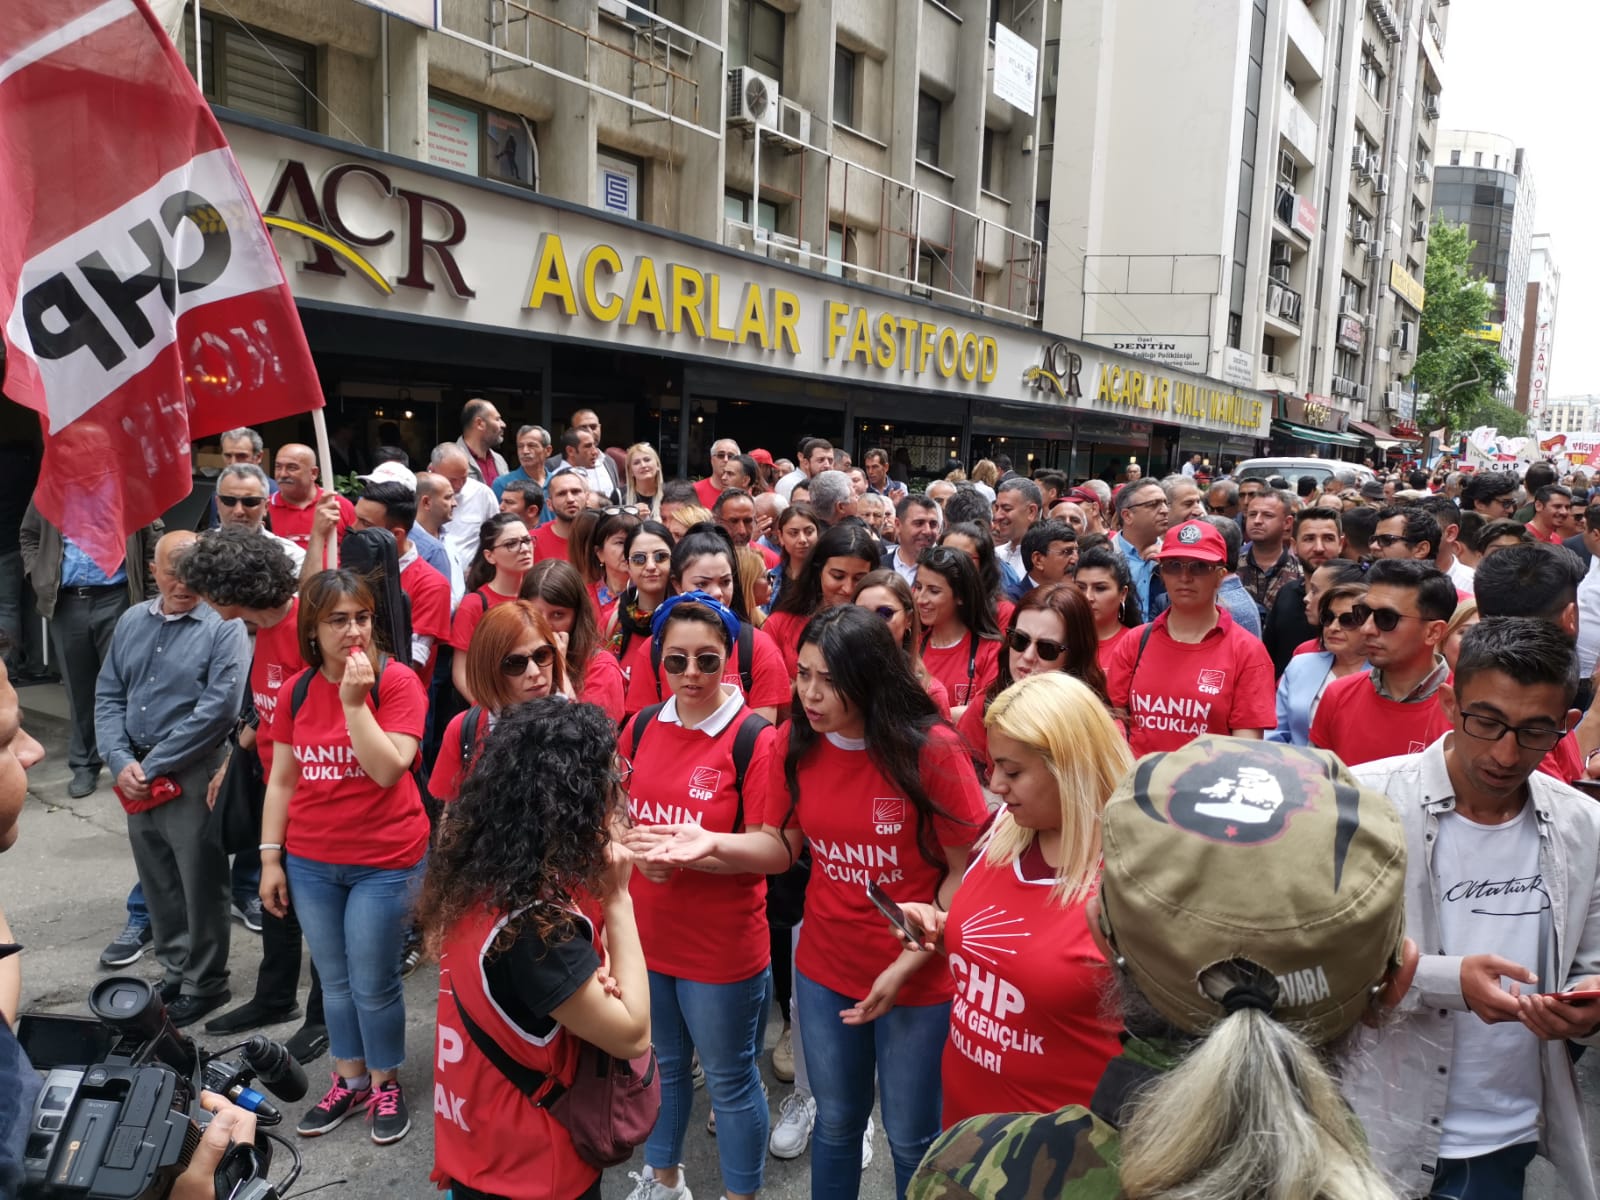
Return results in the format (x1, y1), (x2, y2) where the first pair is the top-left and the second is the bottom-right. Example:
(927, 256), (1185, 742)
(460, 705), (483, 763)
(630, 704), (666, 761)
(289, 669), (313, 719)
(648, 640), (665, 702)
(1126, 623), (1157, 717)
(478, 589), (490, 615)
(449, 984), (562, 1106)
(736, 621), (755, 697)
(727, 710), (771, 831)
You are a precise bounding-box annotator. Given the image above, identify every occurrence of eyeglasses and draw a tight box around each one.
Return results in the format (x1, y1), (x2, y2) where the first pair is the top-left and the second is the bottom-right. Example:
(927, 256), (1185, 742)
(629, 549), (672, 566)
(217, 495), (264, 509)
(1486, 497), (1517, 512)
(494, 536), (535, 552)
(1350, 603), (1424, 632)
(662, 651), (725, 676)
(500, 646), (557, 676)
(1157, 560), (1219, 578)
(1204, 504), (1233, 514)
(711, 450), (737, 460)
(321, 612), (373, 631)
(1008, 629), (1066, 660)
(615, 755), (634, 788)
(1321, 608), (1364, 629)
(1123, 497), (1169, 513)
(1368, 534), (1417, 550)
(871, 604), (900, 622)
(603, 505), (645, 517)
(1460, 709), (1568, 752)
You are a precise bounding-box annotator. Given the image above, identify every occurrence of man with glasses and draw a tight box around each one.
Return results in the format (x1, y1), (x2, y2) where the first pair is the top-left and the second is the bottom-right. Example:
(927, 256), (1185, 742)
(1348, 617), (1600, 1200)
(696, 438), (742, 508)
(1112, 479), (1172, 622)
(1311, 558), (1456, 766)
(213, 464), (304, 572)
(1103, 520), (1275, 757)
(201, 427), (277, 529)
(1016, 521), (1077, 592)
(1205, 479), (1240, 520)
(1461, 470), (1520, 521)
(1370, 505), (1442, 563)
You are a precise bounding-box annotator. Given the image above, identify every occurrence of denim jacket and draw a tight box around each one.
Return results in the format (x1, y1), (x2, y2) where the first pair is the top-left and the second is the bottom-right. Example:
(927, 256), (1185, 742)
(1346, 738), (1600, 1200)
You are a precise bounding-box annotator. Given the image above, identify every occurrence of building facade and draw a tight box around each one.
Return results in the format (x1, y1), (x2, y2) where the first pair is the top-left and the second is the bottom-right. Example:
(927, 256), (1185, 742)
(1431, 129), (1536, 405)
(1519, 233), (1558, 420)
(1538, 396), (1595, 436)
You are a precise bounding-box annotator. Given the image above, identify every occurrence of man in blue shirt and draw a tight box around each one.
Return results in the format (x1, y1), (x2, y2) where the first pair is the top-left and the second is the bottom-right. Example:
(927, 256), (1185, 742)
(94, 532), (248, 1028)
(1110, 479), (1171, 622)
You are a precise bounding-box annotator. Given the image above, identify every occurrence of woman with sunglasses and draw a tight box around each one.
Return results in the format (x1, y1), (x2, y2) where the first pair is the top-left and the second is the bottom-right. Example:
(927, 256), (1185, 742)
(617, 596), (779, 1200)
(1072, 544), (1141, 668)
(573, 509), (640, 627)
(420, 699), (650, 1200)
(625, 442), (665, 517)
(1268, 581), (1370, 746)
(769, 503), (821, 611)
(956, 583), (1106, 777)
(1294, 559), (1367, 657)
(633, 605), (987, 1200)
(853, 570), (949, 715)
(450, 514), (534, 704)
(259, 570), (429, 1146)
(938, 521), (1013, 632)
(1103, 521), (1276, 757)
(607, 521), (677, 719)
(521, 560), (626, 723)
(894, 672), (1129, 1127)
(429, 602), (566, 803)
(765, 523), (881, 675)
(914, 546), (1003, 720)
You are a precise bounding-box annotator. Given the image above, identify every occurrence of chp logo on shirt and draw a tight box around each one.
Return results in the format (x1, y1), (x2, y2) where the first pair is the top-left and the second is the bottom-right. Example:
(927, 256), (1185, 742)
(1196, 668), (1226, 695)
(688, 766), (722, 803)
(873, 798), (906, 835)
(267, 664), (285, 689)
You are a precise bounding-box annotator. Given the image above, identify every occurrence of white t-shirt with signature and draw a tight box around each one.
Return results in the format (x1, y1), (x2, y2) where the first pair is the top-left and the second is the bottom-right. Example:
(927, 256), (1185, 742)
(1433, 802), (1545, 1156)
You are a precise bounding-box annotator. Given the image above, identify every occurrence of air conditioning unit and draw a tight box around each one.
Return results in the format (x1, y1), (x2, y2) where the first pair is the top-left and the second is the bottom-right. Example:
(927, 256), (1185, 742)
(1415, 160), (1432, 182)
(1267, 282), (1285, 316)
(1423, 95), (1440, 120)
(1365, 243), (1383, 262)
(766, 235), (813, 267)
(1332, 375), (1355, 397)
(1412, 220), (1428, 242)
(727, 67), (780, 130)
(777, 96), (812, 147)
(1270, 263), (1291, 284)
(1271, 242), (1293, 268)
(1264, 354), (1284, 375)
(1354, 384), (1370, 403)
(1373, 172), (1389, 195)
(1351, 146), (1367, 171)
(1358, 160), (1374, 183)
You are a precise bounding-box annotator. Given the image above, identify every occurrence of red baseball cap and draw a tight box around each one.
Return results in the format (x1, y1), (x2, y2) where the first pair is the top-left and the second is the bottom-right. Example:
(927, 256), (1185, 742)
(1064, 486), (1101, 508)
(750, 448), (774, 467)
(1150, 520), (1227, 564)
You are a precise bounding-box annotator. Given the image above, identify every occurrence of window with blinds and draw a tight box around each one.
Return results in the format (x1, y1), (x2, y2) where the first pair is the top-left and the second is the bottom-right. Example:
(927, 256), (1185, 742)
(193, 15), (315, 129)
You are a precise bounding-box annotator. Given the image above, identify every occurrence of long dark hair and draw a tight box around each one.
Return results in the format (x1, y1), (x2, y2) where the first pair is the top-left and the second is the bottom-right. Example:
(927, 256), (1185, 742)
(774, 522), (880, 617)
(917, 545), (1001, 640)
(987, 582), (1108, 707)
(783, 605), (967, 871)
(670, 522), (751, 622)
(776, 502), (822, 571)
(416, 699), (623, 955)
(940, 521), (1003, 605)
(521, 559), (601, 682)
(583, 510), (640, 587)
(465, 513), (528, 592)
(1076, 544), (1142, 629)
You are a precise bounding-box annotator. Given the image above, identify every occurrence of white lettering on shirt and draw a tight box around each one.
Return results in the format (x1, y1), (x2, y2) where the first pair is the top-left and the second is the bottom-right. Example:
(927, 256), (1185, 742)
(293, 743), (363, 782)
(631, 800), (705, 826)
(811, 839), (903, 886)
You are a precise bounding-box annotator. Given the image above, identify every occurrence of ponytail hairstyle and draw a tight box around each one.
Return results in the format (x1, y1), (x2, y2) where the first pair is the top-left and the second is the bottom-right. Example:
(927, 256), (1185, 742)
(987, 583), (1108, 708)
(773, 522), (880, 617)
(521, 558), (600, 685)
(783, 605), (970, 872)
(1116, 960), (1398, 1200)
(465, 513), (528, 592)
(669, 522), (751, 622)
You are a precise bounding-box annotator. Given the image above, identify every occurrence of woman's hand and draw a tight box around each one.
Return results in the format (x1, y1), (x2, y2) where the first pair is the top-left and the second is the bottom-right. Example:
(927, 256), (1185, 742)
(894, 902), (947, 953)
(339, 648), (376, 708)
(840, 955), (919, 1026)
(601, 837), (635, 901)
(259, 859), (290, 918)
(627, 822), (718, 866)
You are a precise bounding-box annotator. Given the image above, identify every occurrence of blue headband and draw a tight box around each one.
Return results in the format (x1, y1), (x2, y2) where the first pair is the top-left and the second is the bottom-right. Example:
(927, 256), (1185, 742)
(651, 591), (741, 648)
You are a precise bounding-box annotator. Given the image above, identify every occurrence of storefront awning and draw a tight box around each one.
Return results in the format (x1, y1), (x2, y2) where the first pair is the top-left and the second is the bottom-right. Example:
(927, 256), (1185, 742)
(1271, 420), (1365, 449)
(1347, 419), (1419, 448)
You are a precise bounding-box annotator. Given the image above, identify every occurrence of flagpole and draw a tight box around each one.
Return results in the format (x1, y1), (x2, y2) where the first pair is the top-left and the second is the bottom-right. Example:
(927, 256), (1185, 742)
(311, 406), (338, 570)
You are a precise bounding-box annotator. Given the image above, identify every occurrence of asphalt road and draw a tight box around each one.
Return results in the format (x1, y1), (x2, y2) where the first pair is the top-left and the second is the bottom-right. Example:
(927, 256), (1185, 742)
(6, 685), (1595, 1199)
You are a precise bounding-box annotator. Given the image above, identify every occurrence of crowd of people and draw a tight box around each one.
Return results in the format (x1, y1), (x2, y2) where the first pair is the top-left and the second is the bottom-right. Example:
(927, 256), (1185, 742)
(5, 401), (1600, 1200)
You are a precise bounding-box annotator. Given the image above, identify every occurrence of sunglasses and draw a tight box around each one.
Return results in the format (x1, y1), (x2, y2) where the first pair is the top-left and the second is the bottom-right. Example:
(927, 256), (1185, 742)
(1349, 602), (1423, 632)
(603, 505), (646, 517)
(662, 651), (725, 676)
(1157, 560), (1219, 578)
(1367, 534), (1416, 550)
(494, 535), (535, 552)
(500, 645), (557, 675)
(629, 549), (672, 566)
(1008, 629), (1066, 660)
(1321, 608), (1364, 629)
(217, 495), (264, 509)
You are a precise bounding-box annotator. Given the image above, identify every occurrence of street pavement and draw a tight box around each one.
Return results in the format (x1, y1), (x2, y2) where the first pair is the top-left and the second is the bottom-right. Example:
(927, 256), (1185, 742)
(6, 681), (1597, 1199)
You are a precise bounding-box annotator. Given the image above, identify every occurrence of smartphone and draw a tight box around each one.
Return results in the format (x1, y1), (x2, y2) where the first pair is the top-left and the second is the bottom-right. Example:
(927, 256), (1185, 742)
(1545, 989), (1600, 1005)
(865, 881), (926, 945)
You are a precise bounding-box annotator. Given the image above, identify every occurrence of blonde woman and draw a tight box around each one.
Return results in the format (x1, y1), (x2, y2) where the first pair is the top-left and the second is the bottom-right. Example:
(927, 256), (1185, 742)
(665, 504), (714, 541)
(898, 672), (1130, 1126)
(625, 442), (664, 517)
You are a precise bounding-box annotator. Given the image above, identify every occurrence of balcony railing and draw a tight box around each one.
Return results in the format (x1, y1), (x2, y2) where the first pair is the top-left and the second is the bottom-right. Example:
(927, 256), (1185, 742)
(1266, 280), (1304, 327)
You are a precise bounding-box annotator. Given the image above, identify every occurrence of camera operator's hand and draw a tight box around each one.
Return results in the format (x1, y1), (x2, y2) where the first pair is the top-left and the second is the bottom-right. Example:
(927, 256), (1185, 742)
(171, 1092), (257, 1200)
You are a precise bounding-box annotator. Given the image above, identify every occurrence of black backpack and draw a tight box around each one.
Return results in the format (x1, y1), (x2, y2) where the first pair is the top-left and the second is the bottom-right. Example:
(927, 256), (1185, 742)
(628, 703), (769, 830)
(341, 527), (412, 666)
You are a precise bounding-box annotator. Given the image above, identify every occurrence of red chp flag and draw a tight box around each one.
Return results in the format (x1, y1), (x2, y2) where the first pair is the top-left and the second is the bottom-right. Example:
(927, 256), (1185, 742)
(0, 0), (322, 571)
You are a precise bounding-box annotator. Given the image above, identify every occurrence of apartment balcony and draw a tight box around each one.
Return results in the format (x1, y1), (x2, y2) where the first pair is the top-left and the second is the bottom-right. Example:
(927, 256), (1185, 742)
(1286, 1), (1325, 82)
(1264, 279), (1304, 337)
(1280, 93), (1319, 166)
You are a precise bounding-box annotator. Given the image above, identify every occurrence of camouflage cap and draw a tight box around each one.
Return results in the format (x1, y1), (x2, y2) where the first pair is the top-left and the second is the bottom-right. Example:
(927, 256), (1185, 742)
(1099, 737), (1406, 1045)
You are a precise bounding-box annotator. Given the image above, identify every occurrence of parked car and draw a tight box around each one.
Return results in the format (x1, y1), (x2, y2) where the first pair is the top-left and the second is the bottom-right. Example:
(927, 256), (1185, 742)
(1234, 457), (1376, 489)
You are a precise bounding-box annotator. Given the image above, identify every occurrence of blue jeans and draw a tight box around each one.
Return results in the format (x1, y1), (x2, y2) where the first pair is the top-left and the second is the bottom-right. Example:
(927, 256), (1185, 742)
(127, 881), (148, 929)
(645, 967), (771, 1193)
(286, 854), (424, 1071)
(1429, 1140), (1537, 1199)
(796, 970), (949, 1200)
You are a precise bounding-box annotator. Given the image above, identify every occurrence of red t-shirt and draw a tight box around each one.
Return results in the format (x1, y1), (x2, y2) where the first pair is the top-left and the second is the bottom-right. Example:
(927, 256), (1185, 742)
(624, 707), (780, 982)
(587, 581), (622, 631)
(471, 450), (500, 488)
(924, 674), (952, 719)
(578, 650), (625, 723)
(997, 599), (1016, 636)
(654, 624), (792, 713)
(776, 724), (988, 1005)
(754, 542), (781, 570)
(761, 610), (807, 678)
(270, 663), (430, 869)
(1095, 626), (1135, 673)
(613, 623), (659, 717)
(429, 708), (488, 805)
(1540, 732), (1583, 783)
(267, 489), (355, 551)
(956, 696), (991, 776)
(940, 838), (1121, 1126)
(923, 632), (1003, 709)
(533, 522), (569, 563)
(694, 476), (723, 509)
(1309, 672), (1452, 767)
(1104, 609), (1277, 757)
(400, 555), (452, 687)
(449, 585), (519, 654)
(250, 598), (303, 775)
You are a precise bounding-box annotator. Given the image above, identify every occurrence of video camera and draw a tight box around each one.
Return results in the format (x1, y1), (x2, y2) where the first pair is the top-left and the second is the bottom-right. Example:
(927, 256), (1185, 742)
(16, 977), (307, 1200)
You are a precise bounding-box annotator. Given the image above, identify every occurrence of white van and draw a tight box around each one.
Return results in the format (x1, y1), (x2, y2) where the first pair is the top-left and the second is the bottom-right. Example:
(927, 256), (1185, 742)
(1233, 457), (1376, 489)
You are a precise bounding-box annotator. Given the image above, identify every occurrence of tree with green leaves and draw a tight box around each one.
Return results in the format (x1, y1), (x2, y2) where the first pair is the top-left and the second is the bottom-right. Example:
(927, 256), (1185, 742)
(1410, 220), (1509, 431)
(1455, 396), (1528, 438)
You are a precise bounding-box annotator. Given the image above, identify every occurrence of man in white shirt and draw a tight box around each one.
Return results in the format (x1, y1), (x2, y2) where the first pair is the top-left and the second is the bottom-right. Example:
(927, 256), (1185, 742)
(565, 409), (622, 501)
(557, 425), (620, 505)
(991, 477), (1042, 600)
(430, 442), (497, 579)
(211, 464), (304, 573)
(775, 438), (835, 502)
(1577, 510), (1600, 678)
(882, 495), (940, 585)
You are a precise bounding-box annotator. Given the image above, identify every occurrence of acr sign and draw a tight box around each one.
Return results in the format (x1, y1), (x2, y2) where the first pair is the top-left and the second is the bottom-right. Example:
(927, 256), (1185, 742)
(262, 159), (474, 299)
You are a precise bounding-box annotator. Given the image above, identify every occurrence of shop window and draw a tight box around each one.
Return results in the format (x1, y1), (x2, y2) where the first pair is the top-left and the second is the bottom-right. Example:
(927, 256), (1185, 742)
(729, 0), (785, 86)
(917, 90), (943, 168)
(425, 92), (540, 187)
(834, 46), (858, 127)
(724, 191), (779, 235)
(191, 13), (315, 129)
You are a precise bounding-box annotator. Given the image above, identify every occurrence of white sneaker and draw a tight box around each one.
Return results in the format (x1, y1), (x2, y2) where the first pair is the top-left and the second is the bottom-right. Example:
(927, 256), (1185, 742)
(862, 1115), (874, 1169)
(625, 1167), (692, 1200)
(768, 1090), (816, 1159)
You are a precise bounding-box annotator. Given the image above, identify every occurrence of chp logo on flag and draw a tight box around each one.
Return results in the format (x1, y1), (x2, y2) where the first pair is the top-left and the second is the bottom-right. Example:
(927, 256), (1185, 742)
(873, 798), (905, 835)
(688, 766), (722, 803)
(0, 0), (323, 572)
(1197, 668), (1226, 695)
